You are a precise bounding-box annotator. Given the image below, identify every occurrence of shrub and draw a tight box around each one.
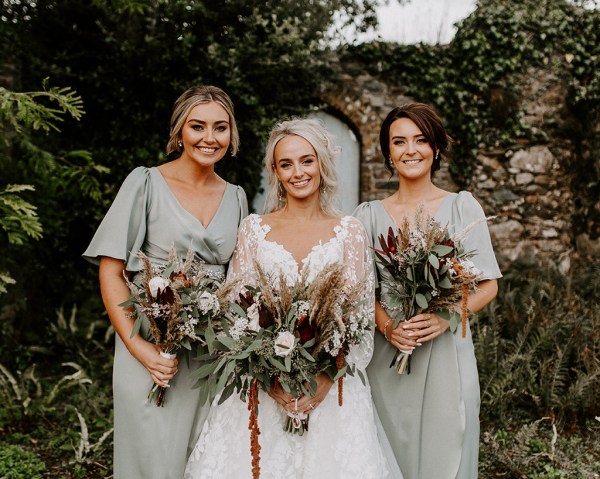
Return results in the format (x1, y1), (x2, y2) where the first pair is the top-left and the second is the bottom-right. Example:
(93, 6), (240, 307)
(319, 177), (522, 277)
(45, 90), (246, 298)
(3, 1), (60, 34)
(0, 443), (46, 479)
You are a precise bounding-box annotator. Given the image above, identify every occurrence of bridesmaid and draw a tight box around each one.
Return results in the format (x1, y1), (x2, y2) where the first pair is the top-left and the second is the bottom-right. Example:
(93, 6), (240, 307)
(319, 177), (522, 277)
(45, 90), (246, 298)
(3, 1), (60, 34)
(83, 85), (248, 479)
(353, 103), (501, 479)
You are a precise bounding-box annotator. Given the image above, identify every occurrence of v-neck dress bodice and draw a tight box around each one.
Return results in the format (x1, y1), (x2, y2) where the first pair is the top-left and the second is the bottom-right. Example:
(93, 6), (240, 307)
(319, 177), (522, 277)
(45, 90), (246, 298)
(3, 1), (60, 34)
(83, 166), (248, 479)
(354, 191), (501, 479)
(84, 166), (246, 270)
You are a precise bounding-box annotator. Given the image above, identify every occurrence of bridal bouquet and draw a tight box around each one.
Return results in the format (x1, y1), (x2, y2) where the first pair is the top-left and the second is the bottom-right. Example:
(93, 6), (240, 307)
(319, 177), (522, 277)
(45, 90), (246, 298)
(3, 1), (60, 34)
(192, 261), (371, 478)
(374, 205), (483, 374)
(119, 247), (227, 406)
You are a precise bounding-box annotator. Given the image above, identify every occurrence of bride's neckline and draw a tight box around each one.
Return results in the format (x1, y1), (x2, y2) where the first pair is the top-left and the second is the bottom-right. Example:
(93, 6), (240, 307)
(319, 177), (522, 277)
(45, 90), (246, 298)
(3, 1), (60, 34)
(253, 214), (346, 274)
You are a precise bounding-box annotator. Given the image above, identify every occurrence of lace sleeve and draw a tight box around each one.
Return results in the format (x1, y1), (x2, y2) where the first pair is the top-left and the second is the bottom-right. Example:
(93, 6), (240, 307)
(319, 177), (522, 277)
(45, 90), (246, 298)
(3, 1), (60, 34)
(226, 215), (260, 291)
(341, 217), (376, 370)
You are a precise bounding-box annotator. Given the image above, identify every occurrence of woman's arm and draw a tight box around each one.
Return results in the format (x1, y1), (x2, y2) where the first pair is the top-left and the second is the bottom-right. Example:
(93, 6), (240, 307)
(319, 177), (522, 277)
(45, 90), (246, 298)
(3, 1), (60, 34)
(382, 279), (498, 348)
(99, 256), (178, 387)
(401, 278), (499, 345)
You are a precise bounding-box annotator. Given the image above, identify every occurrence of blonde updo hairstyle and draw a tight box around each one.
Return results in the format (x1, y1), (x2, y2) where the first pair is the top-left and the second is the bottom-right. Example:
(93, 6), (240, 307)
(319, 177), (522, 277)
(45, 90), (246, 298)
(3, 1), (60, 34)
(263, 117), (340, 215)
(166, 85), (239, 158)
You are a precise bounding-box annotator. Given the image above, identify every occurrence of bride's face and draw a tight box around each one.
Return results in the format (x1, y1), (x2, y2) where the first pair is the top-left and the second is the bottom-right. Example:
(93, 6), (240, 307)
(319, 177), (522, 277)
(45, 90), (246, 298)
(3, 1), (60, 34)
(273, 135), (321, 202)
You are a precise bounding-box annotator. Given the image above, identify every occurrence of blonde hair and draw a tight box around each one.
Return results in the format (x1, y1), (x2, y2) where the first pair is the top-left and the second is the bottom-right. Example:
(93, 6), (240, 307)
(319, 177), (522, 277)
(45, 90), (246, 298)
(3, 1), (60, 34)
(263, 117), (340, 214)
(166, 85), (239, 157)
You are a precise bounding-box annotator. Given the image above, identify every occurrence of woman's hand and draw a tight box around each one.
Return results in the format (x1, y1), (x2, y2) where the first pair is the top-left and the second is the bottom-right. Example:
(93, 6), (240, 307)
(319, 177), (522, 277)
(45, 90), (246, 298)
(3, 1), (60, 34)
(268, 378), (295, 408)
(401, 312), (450, 345)
(128, 338), (179, 387)
(292, 373), (334, 415)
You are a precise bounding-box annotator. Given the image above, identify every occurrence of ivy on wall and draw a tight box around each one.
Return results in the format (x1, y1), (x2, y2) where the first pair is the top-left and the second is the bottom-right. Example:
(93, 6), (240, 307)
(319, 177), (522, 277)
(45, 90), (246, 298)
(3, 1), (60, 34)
(343, 0), (600, 237)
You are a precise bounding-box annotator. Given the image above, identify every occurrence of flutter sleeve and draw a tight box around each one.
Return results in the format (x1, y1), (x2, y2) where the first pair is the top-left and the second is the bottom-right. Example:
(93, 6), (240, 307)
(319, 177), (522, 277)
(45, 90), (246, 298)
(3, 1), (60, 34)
(235, 185), (249, 224)
(451, 191), (502, 281)
(82, 166), (150, 272)
(341, 216), (376, 370)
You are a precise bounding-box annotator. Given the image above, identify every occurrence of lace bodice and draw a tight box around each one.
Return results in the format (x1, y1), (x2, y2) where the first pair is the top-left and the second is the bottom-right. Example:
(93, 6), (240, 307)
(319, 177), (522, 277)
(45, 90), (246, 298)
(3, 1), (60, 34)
(227, 214), (376, 369)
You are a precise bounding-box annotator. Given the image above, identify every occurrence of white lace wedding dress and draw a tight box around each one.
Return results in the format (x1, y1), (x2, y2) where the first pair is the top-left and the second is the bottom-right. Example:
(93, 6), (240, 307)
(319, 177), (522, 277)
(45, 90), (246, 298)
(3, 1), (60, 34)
(184, 214), (402, 479)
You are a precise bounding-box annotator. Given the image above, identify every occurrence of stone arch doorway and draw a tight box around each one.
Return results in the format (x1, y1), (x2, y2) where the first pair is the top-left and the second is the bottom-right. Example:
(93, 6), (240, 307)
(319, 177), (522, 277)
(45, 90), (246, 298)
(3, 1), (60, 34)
(251, 110), (361, 214)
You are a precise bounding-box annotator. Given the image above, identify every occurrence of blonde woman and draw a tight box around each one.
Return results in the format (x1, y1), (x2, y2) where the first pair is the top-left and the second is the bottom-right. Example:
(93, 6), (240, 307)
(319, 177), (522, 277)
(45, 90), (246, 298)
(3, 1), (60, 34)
(185, 118), (401, 478)
(84, 86), (248, 478)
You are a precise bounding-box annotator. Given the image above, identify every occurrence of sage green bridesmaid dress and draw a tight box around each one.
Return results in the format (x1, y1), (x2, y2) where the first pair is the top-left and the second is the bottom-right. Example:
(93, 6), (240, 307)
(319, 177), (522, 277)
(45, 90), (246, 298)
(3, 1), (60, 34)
(354, 191), (502, 479)
(83, 166), (248, 479)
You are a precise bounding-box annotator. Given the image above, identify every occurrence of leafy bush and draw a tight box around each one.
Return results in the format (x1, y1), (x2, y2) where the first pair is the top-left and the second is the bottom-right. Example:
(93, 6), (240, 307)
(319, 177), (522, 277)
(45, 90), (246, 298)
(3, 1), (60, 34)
(474, 257), (600, 428)
(480, 419), (600, 478)
(0, 443), (46, 479)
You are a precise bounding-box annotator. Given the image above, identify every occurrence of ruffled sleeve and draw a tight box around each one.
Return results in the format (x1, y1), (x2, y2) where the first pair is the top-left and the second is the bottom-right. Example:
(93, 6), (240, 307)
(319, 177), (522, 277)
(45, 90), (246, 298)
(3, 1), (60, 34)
(451, 191), (502, 280)
(82, 167), (150, 271)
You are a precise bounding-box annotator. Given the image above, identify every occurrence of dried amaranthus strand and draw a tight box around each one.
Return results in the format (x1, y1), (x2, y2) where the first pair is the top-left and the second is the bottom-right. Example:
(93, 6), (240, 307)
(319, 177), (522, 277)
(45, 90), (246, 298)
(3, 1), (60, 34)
(461, 283), (469, 338)
(248, 380), (261, 479)
(336, 349), (344, 406)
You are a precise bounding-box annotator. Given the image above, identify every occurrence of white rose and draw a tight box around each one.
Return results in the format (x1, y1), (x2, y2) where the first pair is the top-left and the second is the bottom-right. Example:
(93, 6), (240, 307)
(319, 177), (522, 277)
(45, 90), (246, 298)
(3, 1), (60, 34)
(246, 302), (261, 332)
(198, 291), (220, 315)
(274, 331), (296, 357)
(148, 276), (170, 299)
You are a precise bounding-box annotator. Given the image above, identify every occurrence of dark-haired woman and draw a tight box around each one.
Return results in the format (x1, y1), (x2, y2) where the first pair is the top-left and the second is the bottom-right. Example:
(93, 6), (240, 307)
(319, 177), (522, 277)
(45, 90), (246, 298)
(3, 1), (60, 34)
(353, 103), (501, 478)
(83, 85), (248, 478)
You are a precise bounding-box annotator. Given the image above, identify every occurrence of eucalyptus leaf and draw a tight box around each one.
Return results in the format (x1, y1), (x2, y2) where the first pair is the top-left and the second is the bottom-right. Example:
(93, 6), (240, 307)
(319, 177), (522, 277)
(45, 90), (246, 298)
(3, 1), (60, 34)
(218, 380), (237, 405)
(356, 368), (366, 386)
(284, 354), (292, 372)
(333, 366), (347, 381)
(229, 302), (246, 317)
(415, 293), (428, 309)
(298, 347), (316, 362)
(129, 314), (144, 339)
(428, 254), (440, 268)
(431, 245), (453, 255)
(268, 356), (287, 371)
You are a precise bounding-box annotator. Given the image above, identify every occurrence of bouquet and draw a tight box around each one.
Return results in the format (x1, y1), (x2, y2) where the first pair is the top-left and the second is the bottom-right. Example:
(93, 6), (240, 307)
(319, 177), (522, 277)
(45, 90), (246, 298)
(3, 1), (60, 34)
(374, 204), (483, 374)
(192, 261), (371, 479)
(119, 247), (228, 406)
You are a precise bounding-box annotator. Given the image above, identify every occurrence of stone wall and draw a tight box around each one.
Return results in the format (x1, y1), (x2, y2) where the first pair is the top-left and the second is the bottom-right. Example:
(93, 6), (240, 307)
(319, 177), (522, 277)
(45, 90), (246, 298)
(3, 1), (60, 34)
(321, 62), (594, 273)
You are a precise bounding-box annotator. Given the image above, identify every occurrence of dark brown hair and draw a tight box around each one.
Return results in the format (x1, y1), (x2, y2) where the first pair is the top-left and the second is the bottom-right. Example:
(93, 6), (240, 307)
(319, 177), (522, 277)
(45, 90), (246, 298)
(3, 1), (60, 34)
(379, 103), (451, 177)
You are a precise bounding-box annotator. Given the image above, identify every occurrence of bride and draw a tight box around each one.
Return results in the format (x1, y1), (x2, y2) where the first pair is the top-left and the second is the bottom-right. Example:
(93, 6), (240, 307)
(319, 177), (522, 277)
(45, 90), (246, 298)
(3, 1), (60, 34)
(184, 118), (401, 478)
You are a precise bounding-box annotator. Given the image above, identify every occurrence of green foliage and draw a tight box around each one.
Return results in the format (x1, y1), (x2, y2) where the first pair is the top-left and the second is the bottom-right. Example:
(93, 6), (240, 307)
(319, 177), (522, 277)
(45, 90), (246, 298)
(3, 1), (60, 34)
(0, 185), (43, 246)
(479, 419), (600, 478)
(473, 257), (600, 428)
(0, 305), (113, 476)
(0, 443), (46, 479)
(0, 78), (84, 132)
(344, 0), (600, 192)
